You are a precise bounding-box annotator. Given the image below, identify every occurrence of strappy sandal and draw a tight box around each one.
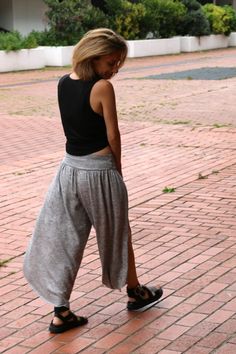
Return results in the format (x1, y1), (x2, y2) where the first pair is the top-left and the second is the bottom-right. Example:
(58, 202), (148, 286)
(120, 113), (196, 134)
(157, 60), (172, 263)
(49, 311), (88, 333)
(127, 284), (163, 311)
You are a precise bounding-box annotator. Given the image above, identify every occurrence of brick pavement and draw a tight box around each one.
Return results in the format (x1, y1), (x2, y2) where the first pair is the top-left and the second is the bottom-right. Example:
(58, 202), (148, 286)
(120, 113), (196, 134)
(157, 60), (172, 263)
(0, 48), (236, 353)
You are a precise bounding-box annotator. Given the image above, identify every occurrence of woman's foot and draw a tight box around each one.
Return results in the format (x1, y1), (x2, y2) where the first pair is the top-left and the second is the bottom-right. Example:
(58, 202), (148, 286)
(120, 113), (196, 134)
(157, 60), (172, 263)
(49, 309), (88, 333)
(127, 284), (163, 311)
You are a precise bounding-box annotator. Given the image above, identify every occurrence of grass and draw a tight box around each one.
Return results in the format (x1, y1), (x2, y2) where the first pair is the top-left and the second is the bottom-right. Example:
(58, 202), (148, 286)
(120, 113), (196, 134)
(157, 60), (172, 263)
(213, 123), (232, 128)
(198, 173), (208, 180)
(163, 120), (191, 126)
(198, 170), (220, 180)
(13, 169), (34, 176)
(162, 186), (176, 193)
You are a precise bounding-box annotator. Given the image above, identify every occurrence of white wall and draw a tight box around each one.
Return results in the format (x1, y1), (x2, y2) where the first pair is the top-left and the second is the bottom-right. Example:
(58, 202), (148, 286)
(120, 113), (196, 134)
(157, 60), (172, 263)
(12, 0), (48, 35)
(0, 0), (13, 31)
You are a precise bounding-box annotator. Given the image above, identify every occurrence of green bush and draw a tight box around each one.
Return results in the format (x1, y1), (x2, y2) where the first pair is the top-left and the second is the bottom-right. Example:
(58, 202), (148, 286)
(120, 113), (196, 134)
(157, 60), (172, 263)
(202, 3), (236, 35)
(2, 0), (236, 51)
(24, 30), (49, 46)
(82, 4), (110, 33)
(177, 0), (211, 36)
(22, 32), (38, 49)
(0, 31), (38, 51)
(181, 0), (202, 11)
(0, 31), (22, 51)
(105, 0), (146, 40)
(43, 0), (108, 45)
(138, 0), (186, 39)
(222, 5), (236, 33)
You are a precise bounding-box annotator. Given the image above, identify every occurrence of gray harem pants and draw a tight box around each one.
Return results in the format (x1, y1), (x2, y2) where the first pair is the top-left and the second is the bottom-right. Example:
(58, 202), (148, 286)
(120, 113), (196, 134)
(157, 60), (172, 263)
(23, 153), (129, 307)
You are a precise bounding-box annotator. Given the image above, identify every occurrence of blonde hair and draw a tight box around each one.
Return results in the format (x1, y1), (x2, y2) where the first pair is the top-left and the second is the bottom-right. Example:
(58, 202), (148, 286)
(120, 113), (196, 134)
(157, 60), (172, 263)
(72, 28), (128, 80)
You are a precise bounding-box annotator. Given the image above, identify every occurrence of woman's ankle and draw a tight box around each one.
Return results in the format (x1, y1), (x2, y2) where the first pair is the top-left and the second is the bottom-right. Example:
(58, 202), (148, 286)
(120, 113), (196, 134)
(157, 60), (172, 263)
(54, 306), (69, 314)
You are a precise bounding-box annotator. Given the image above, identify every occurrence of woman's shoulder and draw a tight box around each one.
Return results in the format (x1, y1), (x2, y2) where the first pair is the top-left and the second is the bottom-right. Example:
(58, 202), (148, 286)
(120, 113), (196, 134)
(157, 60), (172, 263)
(58, 73), (70, 88)
(93, 79), (114, 94)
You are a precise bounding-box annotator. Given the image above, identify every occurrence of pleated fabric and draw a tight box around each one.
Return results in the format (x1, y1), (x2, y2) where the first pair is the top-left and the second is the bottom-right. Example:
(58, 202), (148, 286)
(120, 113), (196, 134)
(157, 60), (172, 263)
(23, 153), (129, 307)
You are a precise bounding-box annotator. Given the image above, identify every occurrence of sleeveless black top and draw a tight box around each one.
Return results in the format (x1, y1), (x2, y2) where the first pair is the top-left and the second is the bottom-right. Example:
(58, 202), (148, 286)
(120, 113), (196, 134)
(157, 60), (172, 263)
(58, 74), (109, 156)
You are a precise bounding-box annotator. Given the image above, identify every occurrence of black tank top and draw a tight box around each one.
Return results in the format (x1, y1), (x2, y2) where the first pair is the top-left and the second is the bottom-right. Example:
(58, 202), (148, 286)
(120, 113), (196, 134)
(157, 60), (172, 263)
(58, 74), (109, 156)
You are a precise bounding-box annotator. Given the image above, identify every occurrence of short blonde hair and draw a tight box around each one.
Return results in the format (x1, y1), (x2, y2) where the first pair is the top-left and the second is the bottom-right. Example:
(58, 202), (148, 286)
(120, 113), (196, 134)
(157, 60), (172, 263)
(72, 28), (128, 80)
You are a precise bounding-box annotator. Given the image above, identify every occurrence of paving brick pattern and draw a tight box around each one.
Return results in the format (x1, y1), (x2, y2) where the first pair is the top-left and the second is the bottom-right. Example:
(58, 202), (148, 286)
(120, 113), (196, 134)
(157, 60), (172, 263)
(0, 48), (236, 353)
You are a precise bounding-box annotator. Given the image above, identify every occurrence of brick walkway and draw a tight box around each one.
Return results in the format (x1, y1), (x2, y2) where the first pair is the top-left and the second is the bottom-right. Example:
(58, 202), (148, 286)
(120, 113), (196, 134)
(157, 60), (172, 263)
(0, 48), (236, 353)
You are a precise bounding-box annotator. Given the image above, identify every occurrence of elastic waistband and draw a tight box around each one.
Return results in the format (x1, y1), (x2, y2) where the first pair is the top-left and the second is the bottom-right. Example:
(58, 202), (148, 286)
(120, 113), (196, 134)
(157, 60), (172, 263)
(62, 153), (116, 170)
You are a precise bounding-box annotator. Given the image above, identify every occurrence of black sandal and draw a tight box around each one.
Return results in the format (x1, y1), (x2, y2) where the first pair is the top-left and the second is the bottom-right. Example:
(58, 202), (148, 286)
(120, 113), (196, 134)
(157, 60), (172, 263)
(49, 311), (88, 333)
(127, 284), (163, 311)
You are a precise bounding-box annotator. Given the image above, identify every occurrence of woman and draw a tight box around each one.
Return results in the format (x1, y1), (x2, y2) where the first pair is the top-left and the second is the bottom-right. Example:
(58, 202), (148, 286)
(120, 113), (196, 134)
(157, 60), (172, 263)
(24, 28), (163, 334)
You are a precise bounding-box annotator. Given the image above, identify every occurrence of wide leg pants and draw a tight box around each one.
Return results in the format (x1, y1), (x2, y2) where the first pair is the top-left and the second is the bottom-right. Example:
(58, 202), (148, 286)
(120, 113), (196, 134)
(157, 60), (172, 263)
(23, 153), (129, 307)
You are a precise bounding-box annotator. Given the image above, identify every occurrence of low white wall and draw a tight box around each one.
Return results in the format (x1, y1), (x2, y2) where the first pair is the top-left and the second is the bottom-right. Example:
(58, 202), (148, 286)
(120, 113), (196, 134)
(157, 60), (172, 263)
(181, 34), (229, 52)
(0, 47), (44, 72)
(229, 32), (236, 46)
(127, 37), (181, 58)
(0, 33), (236, 72)
(42, 46), (74, 66)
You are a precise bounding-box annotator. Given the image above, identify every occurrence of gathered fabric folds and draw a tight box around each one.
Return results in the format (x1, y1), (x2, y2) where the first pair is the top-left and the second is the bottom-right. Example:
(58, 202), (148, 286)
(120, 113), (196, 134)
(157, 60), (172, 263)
(23, 153), (129, 307)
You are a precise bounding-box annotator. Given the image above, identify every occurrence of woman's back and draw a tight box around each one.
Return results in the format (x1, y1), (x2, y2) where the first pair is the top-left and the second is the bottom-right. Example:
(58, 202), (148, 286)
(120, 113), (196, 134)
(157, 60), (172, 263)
(58, 74), (109, 156)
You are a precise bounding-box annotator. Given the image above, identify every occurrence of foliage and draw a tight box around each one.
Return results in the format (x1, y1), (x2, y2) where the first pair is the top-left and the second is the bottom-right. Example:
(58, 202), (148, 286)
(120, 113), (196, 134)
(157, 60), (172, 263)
(162, 186), (176, 193)
(177, 0), (211, 36)
(138, 0), (187, 39)
(197, 0), (213, 4)
(21, 32), (38, 49)
(105, 0), (146, 40)
(2, 0), (236, 51)
(223, 5), (236, 33)
(181, 0), (202, 11)
(0, 31), (38, 51)
(24, 30), (62, 46)
(0, 31), (22, 51)
(202, 3), (236, 35)
(82, 4), (109, 32)
(43, 0), (108, 45)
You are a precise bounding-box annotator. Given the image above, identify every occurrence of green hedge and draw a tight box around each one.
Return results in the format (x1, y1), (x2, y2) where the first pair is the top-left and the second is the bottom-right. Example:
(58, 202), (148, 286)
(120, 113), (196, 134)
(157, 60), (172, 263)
(105, 0), (146, 40)
(139, 0), (187, 39)
(1, 0), (236, 50)
(43, 0), (108, 45)
(0, 31), (38, 51)
(202, 4), (236, 35)
(177, 0), (211, 36)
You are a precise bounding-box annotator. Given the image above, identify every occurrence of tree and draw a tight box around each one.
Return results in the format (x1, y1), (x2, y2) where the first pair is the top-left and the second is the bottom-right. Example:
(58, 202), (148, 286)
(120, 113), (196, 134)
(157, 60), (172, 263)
(177, 0), (211, 36)
(43, 0), (108, 45)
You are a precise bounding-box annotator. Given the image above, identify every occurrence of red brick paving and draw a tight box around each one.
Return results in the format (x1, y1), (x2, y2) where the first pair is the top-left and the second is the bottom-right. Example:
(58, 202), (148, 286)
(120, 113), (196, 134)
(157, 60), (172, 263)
(0, 48), (236, 353)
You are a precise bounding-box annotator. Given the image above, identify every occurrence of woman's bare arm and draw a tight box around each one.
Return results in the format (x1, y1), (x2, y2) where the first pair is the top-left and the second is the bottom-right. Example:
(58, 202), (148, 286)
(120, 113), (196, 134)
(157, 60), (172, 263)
(91, 80), (122, 175)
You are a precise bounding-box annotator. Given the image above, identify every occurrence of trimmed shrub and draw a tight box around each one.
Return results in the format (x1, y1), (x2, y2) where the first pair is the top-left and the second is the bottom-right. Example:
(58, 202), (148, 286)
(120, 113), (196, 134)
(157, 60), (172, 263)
(138, 0), (186, 39)
(181, 0), (202, 11)
(0, 31), (22, 51)
(202, 3), (236, 35)
(21, 32), (38, 49)
(177, 0), (211, 36)
(0, 31), (38, 51)
(223, 5), (236, 33)
(43, 0), (108, 45)
(105, 0), (146, 40)
(82, 4), (109, 33)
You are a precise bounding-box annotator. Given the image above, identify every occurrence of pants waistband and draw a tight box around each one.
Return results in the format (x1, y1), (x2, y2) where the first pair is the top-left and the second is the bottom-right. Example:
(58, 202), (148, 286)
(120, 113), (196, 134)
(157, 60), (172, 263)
(62, 153), (116, 170)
